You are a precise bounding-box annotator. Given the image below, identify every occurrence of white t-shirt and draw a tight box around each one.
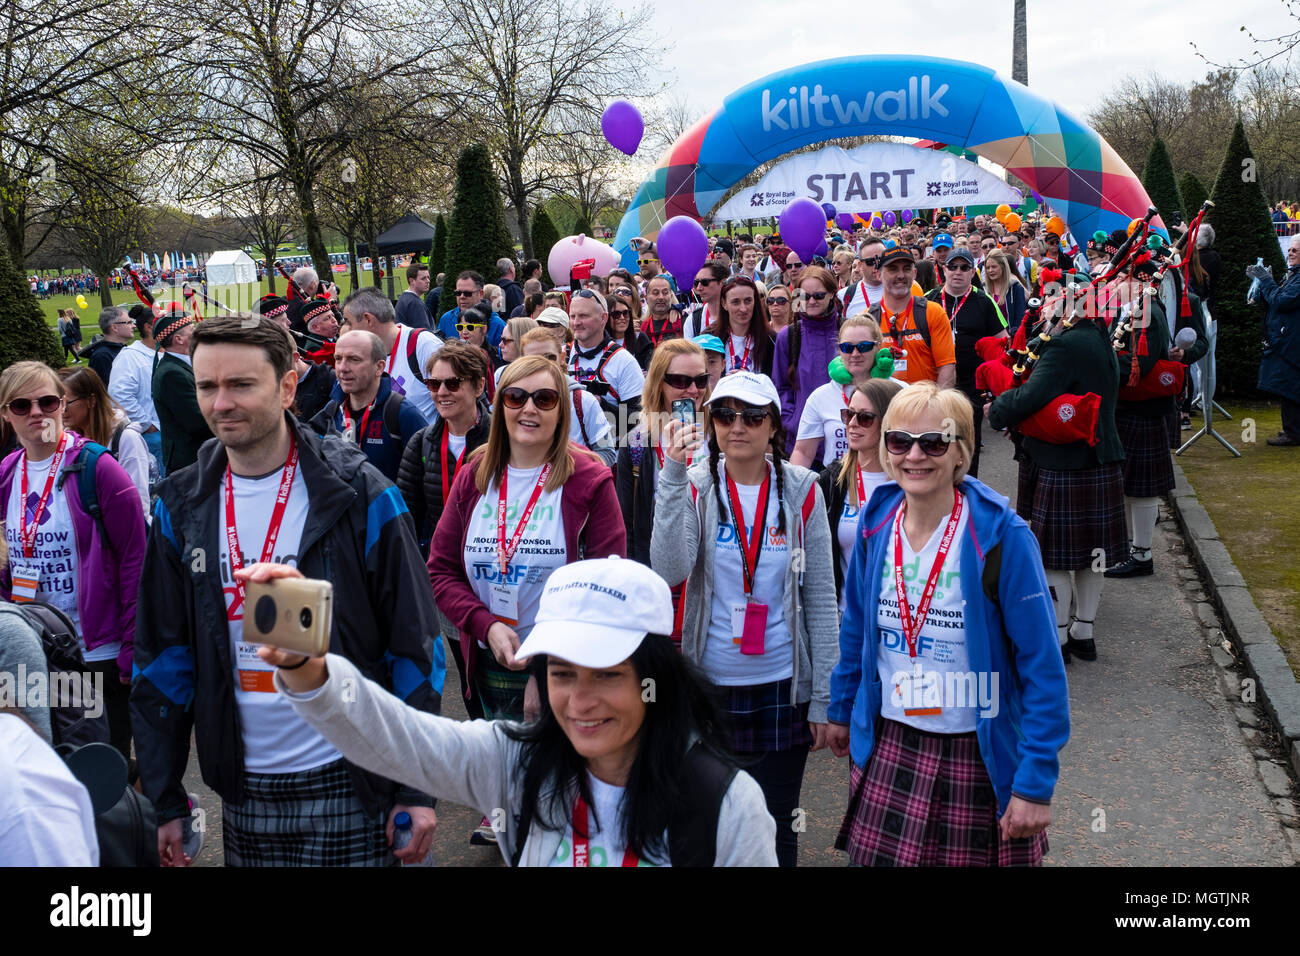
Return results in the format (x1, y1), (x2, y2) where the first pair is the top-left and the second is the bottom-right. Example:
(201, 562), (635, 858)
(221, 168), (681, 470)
(876, 501), (978, 734)
(386, 325), (443, 423)
(704, 462), (793, 686)
(835, 466), (889, 614)
(796, 382), (853, 466)
(840, 280), (883, 318)
(4, 450), (118, 662)
(548, 771), (668, 867)
(0, 713), (99, 865)
(568, 381), (612, 448)
(569, 342), (644, 403)
(446, 432), (467, 461)
(462, 464), (567, 647)
(220, 464), (341, 774)
(682, 304), (714, 341)
(111, 415), (156, 523)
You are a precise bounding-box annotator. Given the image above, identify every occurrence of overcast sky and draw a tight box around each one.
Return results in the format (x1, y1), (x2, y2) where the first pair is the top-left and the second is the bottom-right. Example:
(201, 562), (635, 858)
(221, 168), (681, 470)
(622, 0), (1295, 125)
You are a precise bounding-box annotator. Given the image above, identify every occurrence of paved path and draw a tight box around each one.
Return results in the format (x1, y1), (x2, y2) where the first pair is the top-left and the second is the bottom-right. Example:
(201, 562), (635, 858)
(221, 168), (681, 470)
(187, 420), (1296, 867)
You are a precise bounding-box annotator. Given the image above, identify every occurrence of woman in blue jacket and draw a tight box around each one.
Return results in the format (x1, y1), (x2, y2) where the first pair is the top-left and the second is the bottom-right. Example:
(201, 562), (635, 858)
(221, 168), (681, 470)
(826, 382), (1069, 866)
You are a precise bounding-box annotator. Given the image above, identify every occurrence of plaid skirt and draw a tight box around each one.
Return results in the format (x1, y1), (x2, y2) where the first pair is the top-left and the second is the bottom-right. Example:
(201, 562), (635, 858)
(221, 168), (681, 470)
(1115, 410), (1175, 497)
(836, 718), (1048, 866)
(1020, 459), (1128, 570)
(222, 759), (396, 867)
(475, 645), (529, 721)
(722, 678), (812, 754)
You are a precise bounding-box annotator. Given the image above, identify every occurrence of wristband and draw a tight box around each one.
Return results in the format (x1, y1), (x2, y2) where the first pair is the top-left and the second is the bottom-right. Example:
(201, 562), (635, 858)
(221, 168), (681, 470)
(276, 655), (311, 671)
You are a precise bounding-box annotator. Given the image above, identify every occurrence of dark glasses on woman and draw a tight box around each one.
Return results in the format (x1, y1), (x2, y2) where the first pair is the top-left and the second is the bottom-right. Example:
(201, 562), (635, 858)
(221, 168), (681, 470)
(884, 430), (958, 457)
(768, 296), (789, 306)
(711, 406), (770, 427)
(501, 387), (560, 411)
(7, 395), (61, 415)
(840, 409), (879, 427)
(609, 309), (631, 320)
(838, 341), (879, 354)
(663, 372), (709, 390)
(427, 376), (464, 392)
(800, 290), (829, 301)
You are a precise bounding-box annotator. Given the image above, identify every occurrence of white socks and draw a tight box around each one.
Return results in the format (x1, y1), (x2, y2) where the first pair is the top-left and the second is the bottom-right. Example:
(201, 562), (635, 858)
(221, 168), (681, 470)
(1128, 497), (1159, 559)
(1045, 570), (1073, 646)
(1070, 569), (1103, 642)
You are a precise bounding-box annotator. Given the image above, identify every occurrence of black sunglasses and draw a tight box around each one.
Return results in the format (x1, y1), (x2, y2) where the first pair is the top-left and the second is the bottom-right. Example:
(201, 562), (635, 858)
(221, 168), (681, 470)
(840, 408), (879, 427)
(800, 290), (829, 301)
(839, 341), (879, 354)
(7, 394), (61, 415)
(884, 430), (959, 457)
(948, 262), (974, 272)
(693, 278), (715, 287)
(663, 372), (710, 390)
(613, 287), (634, 297)
(768, 296), (790, 305)
(609, 309), (632, 320)
(501, 386), (560, 411)
(572, 289), (602, 301)
(426, 376), (464, 392)
(858, 256), (882, 267)
(711, 406), (770, 427)
(454, 289), (478, 298)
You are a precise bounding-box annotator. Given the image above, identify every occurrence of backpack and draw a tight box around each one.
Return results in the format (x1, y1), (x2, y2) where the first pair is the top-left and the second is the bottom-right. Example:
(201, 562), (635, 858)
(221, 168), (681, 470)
(402, 326), (427, 383)
(569, 341), (627, 408)
(54, 441), (113, 549)
(317, 391), (407, 445)
(57, 740), (159, 866)
(509, 742), (738, 867)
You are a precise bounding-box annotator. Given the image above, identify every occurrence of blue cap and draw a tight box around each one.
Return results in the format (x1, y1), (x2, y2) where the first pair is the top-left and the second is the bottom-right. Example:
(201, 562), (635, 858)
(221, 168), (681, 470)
(692, 334), (725, 355)
(932, 233), (954, 249)
(394, 812), (412, 830)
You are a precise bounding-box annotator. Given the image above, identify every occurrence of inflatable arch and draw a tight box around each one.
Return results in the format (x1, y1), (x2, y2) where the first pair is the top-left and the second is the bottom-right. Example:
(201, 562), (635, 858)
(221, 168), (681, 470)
(615, 54), (1165, 269)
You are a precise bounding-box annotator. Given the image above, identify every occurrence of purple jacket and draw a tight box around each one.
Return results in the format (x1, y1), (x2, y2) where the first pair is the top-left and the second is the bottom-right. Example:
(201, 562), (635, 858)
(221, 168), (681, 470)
(0, 432), (146, 680)
(773, 315), (840, 453)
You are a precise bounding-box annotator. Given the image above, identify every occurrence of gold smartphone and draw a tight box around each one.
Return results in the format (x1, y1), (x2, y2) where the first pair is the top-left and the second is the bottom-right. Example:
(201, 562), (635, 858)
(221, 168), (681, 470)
(244, 577), (332, 657)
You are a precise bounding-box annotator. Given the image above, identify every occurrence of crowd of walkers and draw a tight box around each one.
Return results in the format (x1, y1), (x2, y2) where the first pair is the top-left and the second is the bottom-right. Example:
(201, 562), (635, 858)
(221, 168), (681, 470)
(4, 208), (1293, 869)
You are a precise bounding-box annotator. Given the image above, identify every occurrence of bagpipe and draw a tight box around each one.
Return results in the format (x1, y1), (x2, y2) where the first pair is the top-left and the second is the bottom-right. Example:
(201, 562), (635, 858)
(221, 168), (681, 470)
(273, 259), (313, 301)
(271, 260), (338, 366)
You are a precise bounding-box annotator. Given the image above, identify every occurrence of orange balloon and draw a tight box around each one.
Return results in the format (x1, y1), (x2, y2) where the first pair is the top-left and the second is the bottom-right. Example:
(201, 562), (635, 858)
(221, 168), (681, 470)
(1046, 216), (1065, 236)
(1004, 213), (1021, 232)
(995, 204), (1011, 222)
(1127, 218), (1141, 236)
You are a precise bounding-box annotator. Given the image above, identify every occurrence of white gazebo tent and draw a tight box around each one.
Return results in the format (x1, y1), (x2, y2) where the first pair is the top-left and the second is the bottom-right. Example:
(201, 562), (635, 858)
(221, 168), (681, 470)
(205, 249), (257, 285)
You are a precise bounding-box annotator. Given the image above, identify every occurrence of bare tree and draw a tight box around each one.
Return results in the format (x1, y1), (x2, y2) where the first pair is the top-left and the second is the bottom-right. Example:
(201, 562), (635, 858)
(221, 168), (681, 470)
(213, 151), (297, 294)
(543, 111), (628, 230)
(433, 0), (662, 258)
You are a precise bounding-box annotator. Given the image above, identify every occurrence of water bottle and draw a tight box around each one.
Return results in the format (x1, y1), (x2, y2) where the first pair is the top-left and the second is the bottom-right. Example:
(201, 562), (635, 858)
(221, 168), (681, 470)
(1247, 258), (1264, 304)
(392, 811), (433, 867)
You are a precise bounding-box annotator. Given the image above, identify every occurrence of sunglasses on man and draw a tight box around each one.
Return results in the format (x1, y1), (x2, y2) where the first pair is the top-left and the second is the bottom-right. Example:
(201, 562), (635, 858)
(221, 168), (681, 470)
(947, 262), (974, 272)
(454, 290), (477, 298)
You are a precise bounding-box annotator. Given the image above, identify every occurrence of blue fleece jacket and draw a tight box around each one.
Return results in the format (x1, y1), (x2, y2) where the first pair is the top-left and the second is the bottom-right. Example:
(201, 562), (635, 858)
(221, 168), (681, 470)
(321, 373), (426, 483)
(828, 476), (1070, 814)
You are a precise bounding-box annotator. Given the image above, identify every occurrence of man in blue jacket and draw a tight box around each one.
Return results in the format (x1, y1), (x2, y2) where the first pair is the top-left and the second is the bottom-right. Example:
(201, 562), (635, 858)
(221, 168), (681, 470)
(437, 270), (505, 346)
(131, 316), (444, 867)
(1249, 237), (1300, 445)
(310, 330), (425, 483)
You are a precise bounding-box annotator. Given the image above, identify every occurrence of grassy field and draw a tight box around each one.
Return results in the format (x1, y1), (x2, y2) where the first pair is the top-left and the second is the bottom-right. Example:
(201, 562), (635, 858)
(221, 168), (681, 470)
(1176, 401), (1300, 676)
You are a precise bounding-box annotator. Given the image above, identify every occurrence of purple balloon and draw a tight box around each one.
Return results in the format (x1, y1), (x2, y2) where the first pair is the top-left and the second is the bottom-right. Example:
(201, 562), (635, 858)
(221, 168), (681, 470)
(821, 202), (837, 221)
(779, 197), (827, 261)
(655, 216), (708, 289)
(835, 212), (855, 231)
(1032, 190), (1044, 203)
(601, 100), (644, 156)
(870, 216), (883, 230)
(814, 238), (829, 259)
(882, 211), (897, 226)
(900, 209), (914, 223)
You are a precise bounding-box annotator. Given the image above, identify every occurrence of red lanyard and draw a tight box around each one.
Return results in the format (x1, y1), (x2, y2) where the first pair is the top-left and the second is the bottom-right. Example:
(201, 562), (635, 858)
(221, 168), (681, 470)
(841, 386), (852, 406)
(893, 490), (963, 659)
(19, 432), (71, 559)
(572, 793), (638, 867)
(496, 463), (551, 574)
(224, 440), (299, 621)
(726, 333), (752, 372)
(645, 316), (680, 347)
(340, 399), (375, 445)
(856, 466), (867, 507)
(440, 427), (467, 507)
(725, 469), (771, 597)
(653, 446), (693, 470)
(943, 290), (971, 324)
(385, 326), (405, 375)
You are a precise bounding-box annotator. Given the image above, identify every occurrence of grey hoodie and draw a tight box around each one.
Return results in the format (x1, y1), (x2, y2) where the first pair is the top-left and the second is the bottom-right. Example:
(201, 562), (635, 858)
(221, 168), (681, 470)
(649, 454), (838, 724)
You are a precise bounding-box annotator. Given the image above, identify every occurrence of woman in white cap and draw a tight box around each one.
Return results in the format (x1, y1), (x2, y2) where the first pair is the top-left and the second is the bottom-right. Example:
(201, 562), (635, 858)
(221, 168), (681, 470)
(651, 370), (838, 867)
(253, 557), (777, 866)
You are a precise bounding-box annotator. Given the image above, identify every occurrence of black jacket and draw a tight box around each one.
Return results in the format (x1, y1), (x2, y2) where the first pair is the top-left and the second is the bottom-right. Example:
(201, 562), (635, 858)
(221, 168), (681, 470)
(152, 352), (214, 474)
(87, 339), (125, 385)
(499, 278), (525, 317)
(396, 403), (491, 550)
(130, 414), (443, 824)
(817, 459), (851, 603)
(614, 435), (660, 565)
(294, 362), (337, 423)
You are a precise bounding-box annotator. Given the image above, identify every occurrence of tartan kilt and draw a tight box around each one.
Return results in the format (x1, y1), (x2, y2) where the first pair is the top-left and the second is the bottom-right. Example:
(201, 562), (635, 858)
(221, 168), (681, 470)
(475, 645), (529, 721)
(222, 759), (396, 867)
(1115, 409), (1175, 497)
(1021, 460), (1128, 570)
(1166, 407), (1182, 450)
(722, 678), (812, 754)
(836, 718), (1047, 866)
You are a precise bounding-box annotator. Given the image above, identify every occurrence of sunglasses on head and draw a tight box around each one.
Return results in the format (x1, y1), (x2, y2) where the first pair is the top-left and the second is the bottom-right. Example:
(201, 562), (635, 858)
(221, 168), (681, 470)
(838, 340), (879, 354)
(711, 405), (770, 427)
(500, 386), (560, 411)
(456, 322), (484, 333)
(7, 394), (61, 416)
(427, 376), (464, 392)
(663, 372), (710, 390)
(840, 408), (879, 427)
(884, 430), (959, 457)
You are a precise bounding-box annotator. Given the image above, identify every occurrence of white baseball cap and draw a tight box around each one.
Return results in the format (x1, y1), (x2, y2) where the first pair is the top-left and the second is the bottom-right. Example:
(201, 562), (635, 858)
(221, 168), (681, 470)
(703, 370), (782, 412)
(536, 306), (570, 329)
(515, 557), (673, 667)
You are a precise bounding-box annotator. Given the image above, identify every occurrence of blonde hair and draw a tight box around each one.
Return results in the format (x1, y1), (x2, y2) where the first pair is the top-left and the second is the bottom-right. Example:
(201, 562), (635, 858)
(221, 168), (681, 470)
(838, 313), (881, 342)
(472, 355), (593, 493)
(981, 249), (1024, 298)
(879, 381), (974, 485)
(642, 338), (710, 418)
(520, 327), (561, 358)
(0, 361), (64, 452)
